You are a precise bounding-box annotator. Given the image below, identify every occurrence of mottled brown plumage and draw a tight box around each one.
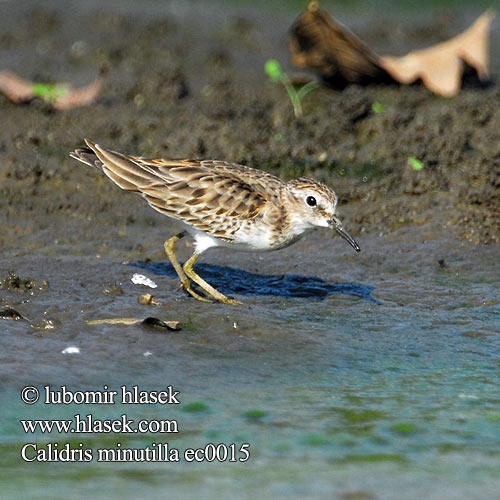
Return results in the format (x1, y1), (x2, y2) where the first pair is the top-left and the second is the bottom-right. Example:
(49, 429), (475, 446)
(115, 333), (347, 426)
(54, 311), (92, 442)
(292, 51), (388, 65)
(70, 139), (360, 305)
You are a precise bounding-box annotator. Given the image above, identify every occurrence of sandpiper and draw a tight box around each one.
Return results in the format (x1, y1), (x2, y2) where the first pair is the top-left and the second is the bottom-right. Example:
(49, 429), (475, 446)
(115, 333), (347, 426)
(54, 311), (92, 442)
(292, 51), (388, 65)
(70, 139), (360, 305)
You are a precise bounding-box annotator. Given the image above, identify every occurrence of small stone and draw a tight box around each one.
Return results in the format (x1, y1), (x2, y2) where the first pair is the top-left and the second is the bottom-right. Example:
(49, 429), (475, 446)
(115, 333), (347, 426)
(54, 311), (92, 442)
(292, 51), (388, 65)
(139, 293), (159, 305)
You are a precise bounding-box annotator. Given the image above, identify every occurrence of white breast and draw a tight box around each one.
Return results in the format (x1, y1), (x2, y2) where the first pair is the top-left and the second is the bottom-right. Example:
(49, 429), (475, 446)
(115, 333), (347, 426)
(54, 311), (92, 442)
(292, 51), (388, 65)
(232, 224), (275, 251)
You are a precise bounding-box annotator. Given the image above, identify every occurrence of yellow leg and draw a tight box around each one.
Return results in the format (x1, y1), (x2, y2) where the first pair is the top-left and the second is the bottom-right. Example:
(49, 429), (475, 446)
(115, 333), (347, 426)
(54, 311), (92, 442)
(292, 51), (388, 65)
(183, 252), (243, 306)
(164, 233), (211, 303)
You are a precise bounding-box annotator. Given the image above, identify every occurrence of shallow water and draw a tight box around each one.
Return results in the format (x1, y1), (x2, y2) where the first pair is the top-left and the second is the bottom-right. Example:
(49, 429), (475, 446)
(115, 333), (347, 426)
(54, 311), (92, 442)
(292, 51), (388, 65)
(1, 227), (499, 499)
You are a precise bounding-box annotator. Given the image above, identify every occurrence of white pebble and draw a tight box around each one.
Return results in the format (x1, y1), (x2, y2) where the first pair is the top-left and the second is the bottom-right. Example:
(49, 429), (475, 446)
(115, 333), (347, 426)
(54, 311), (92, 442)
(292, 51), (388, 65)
(62, 346), (80, 355)
(131, 273), (157, 288)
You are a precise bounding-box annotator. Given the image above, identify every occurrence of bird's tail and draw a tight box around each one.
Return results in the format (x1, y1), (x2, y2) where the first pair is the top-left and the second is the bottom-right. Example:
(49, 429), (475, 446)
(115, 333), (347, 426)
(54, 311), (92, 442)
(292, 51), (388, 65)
(69, 138), (158, 192)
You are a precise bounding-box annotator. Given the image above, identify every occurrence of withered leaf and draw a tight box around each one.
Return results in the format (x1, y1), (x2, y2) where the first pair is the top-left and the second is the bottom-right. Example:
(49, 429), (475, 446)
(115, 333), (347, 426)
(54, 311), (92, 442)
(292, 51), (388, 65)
(53, 78), (102, 110)
(289, 1), (392, 88)
(0, 71), (34, 102)
(380, 11), (494, 97)
(289, 1), (493, 96)
(0, 71), (102, 108)
(87, 318), (144, 325)
(87, 317), (181, 331)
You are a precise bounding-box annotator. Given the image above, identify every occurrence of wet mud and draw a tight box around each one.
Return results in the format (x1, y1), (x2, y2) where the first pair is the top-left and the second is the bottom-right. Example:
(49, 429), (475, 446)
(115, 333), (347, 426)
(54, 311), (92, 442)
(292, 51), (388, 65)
(0, 0), (499, 256)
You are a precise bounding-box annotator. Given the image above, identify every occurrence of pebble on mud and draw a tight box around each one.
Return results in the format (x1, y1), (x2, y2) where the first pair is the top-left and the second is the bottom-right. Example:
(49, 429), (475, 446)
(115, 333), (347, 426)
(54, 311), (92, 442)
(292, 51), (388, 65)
(0, 272), (48, 295)
(30, 318), (58, 330)
(102, 284), (125, 296)
(0, 306), (27, 321)
(131, 274), (158, 289)
(141, 317), (181, 331)
(61, 346), (80, 354)
(138, 293), (160, 305)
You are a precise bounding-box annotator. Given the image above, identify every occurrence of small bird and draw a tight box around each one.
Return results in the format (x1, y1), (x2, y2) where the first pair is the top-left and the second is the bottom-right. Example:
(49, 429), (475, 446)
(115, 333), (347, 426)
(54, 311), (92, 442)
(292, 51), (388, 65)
(70, 139), (360, 305)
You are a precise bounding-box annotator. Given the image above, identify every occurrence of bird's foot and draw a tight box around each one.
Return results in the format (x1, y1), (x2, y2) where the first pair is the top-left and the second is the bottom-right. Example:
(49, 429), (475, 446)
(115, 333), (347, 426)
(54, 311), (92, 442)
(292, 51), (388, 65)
(182, 252), (243, 306)
(216, 296), (243, 306)
(179, 279), (212, 303)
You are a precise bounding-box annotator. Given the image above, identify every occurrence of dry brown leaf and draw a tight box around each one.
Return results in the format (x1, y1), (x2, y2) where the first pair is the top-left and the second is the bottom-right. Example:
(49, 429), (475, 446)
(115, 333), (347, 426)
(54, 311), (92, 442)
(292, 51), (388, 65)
(289, 1), (392, 88)
(0, 71), (36, 102)
(0, 70), (102, 108)
(289, 1), (494, 96)
(53, 78), (102, 110)
(87, 317), (182, 331)
(380, 11), (494, 97)
(87, 318), (143, 325)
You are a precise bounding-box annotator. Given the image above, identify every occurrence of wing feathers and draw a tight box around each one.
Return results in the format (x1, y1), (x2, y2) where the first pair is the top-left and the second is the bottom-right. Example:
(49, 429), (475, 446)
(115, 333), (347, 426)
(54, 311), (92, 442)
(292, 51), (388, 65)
(70, 139), (280, 240)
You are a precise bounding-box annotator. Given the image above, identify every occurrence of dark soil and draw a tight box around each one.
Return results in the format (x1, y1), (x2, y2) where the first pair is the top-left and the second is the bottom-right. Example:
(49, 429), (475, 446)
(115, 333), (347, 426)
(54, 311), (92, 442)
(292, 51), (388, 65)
(0, 0), (499, 257)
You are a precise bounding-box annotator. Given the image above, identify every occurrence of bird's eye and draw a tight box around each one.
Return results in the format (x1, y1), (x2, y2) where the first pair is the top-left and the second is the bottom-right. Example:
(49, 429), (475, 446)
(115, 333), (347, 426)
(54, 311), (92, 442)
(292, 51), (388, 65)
(306, 196), (317, 207)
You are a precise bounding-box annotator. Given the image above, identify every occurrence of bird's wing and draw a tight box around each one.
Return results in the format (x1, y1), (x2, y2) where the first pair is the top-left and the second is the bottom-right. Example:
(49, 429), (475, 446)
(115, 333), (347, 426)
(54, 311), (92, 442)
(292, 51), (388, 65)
(70, 139), (282, 240)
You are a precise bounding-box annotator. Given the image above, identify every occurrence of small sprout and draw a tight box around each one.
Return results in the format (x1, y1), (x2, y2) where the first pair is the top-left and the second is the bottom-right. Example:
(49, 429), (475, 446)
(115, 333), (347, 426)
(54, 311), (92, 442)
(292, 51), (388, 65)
(265, 58), (319, 118)
(32, 83), (69, 104)
(264, 59), (282, 82)
(408, 156), (424, 171)
(273, 132), (283, 141)
(372, 101), (387, 114)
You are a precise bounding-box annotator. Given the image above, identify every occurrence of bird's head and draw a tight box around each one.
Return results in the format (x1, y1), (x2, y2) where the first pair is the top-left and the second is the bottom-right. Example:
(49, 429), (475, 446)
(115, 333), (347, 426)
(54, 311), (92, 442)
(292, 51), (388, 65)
(285, 177), (360, 252)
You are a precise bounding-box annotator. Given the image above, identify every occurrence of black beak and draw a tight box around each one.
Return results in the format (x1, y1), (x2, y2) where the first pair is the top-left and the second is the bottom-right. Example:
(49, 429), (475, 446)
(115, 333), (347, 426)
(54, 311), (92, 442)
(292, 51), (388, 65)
(329, 216), (361, 253)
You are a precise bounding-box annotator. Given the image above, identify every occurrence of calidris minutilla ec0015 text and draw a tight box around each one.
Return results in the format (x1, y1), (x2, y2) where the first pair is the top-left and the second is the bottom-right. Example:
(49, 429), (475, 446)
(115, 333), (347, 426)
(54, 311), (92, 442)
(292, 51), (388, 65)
(70, 139), (360, 305)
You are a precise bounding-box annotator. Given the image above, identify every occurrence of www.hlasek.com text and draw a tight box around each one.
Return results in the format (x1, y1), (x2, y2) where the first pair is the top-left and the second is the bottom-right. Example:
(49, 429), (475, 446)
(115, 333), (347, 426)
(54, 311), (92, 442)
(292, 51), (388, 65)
(21, 413), (178, 434)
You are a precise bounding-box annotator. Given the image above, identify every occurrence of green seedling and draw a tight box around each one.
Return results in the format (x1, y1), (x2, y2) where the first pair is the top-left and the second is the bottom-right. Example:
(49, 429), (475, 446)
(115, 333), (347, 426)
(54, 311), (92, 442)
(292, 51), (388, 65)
(32, 83), (69, 104)
(265, 59), (319, 118)
(408, 156), (424, 171)
(372, 101), (387, 114)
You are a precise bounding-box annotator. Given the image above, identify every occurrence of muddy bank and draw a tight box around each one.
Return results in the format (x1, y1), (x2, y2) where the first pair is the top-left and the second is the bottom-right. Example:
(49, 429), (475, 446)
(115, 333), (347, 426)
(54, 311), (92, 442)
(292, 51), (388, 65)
(0, 0), (499, 258)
